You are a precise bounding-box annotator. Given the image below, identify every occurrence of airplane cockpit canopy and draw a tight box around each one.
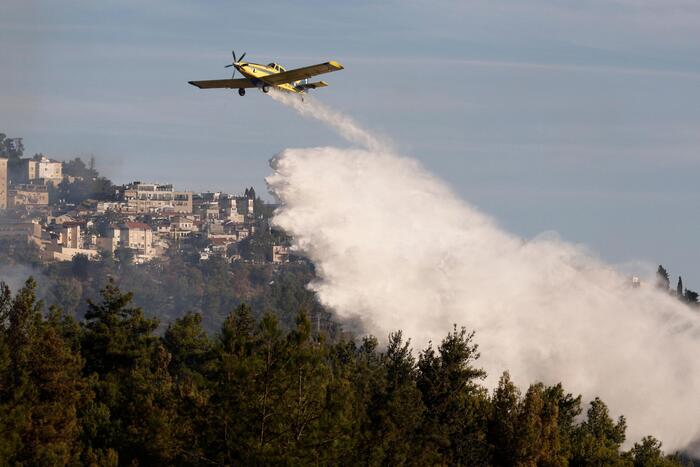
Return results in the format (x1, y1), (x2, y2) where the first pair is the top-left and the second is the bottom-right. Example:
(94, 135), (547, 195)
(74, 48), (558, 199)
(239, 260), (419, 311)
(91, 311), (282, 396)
(267, 63), (286, 72)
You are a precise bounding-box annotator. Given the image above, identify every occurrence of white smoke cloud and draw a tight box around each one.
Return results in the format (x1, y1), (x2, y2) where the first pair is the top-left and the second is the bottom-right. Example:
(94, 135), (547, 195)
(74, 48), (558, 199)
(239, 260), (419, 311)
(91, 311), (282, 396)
(266, 90), (700, 452)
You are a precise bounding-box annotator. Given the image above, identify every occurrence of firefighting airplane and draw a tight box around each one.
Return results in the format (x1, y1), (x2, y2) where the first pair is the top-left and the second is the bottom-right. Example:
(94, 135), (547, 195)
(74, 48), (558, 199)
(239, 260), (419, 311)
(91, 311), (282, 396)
(188, 50), (344, 96)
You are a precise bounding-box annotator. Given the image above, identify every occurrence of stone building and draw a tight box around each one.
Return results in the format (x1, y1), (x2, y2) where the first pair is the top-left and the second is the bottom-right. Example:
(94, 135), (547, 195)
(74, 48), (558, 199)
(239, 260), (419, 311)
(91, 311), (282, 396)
(58, 222), (82, 249)
(99, 221), (155, 262)
(271, 245), (290, 263)
(123, 182), (192, 214)
(8, 184), (49, 208)
(12, 155), (63, 185)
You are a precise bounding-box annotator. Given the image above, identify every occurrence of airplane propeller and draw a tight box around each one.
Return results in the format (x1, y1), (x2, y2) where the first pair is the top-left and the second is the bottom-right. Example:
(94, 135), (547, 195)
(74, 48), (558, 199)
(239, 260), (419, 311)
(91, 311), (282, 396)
(225, 50), (247, 78)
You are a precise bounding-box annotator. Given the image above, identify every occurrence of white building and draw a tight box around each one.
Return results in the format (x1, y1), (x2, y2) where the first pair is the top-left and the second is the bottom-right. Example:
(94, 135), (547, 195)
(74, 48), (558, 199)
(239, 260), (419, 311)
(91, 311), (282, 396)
(99, 221), (155, 262)
(15, 155), (63, 185)
(271, 245), (290, 263)
(123, 182), (193, 214)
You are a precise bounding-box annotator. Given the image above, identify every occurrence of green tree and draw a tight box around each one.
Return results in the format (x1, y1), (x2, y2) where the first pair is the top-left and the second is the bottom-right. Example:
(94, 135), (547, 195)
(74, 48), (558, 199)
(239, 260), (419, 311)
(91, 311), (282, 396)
(513, 383), (563, 466)
(277, 310), (334, 464)
(63, 157), (98, 179)
(162, 312), (216, 464)
(164, 312), (213, 375)
(571, 397), (627, 466)
(626, 436), (681, 467)
(81, 280), (174, 465)
(0, 134), (23, 160)
(354, 331), (424, 465)
(205, 304), (262, 464)
(416, 326), (489, 465)
(46, 278), (84, 318)
(71, 253), (91, 280)
(656, 265), (670, 290)
(114, 247), (134, 265)
(0, 279), (87, 465)
(489, 371), (520, 465)
(542, 383), (582, 461)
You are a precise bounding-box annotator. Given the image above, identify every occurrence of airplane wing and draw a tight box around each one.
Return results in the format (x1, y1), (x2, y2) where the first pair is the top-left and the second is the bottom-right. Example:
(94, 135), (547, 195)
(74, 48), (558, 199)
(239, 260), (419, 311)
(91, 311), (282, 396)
(188, 78), (256, 89)
(261, 61), (343, 86)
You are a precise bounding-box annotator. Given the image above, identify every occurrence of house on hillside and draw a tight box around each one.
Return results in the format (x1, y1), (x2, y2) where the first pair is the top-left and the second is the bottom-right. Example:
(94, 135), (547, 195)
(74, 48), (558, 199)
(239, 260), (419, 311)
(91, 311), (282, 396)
(98, 221), (155, 263)
(10, 154), (63, 186)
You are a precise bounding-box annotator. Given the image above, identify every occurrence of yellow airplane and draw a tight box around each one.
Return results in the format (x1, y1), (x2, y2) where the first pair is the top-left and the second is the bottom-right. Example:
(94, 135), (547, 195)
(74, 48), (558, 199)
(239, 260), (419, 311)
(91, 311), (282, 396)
(189, 50), (344, 96)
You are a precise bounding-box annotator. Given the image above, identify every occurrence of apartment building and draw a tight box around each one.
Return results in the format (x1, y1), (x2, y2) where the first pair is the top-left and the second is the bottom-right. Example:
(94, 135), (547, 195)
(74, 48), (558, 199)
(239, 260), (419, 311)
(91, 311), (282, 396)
(12, 155), (63, 185)
(8, 184), (49, 208)
(58, 222), (82, 249)
(99, 221), (154, 262)
(123, 182), (192, 214)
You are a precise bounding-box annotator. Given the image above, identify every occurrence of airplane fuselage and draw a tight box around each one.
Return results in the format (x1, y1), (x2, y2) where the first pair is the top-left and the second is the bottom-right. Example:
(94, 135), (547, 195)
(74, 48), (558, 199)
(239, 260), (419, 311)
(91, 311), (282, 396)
(235, 62), (303, 93)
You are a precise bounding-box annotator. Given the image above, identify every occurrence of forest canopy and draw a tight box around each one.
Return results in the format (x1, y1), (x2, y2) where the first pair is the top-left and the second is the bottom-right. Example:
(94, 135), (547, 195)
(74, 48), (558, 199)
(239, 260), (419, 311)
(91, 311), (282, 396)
(0, 277), (686, 466)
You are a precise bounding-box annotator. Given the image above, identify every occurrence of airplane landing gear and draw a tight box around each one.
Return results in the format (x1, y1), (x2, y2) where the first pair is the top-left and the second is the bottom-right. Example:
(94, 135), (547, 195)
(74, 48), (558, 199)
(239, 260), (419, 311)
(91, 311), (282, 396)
(238, 88), (245, 96)
(262, 85), (271, 93)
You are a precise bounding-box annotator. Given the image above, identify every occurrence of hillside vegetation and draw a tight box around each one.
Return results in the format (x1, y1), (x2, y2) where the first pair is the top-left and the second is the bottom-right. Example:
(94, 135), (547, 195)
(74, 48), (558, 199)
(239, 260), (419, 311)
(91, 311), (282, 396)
(0, 278), (685, 466)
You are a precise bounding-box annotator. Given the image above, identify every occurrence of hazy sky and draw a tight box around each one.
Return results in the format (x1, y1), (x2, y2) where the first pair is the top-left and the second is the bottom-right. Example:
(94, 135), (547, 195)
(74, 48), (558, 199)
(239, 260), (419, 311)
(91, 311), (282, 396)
(2, 0), (699, 285)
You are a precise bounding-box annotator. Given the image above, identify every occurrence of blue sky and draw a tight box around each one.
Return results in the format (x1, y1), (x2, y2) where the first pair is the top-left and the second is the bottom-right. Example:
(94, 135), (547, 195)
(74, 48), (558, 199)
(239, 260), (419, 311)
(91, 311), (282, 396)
(2, 0), (699, 285)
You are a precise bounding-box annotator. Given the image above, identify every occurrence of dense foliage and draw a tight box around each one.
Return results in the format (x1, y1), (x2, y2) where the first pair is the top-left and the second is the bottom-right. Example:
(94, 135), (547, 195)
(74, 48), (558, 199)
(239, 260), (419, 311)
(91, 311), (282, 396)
(0, 278), (686, 466)
(658, 265), (699, 306)
(50, 157), (117, 204)
(0, 133), (23, 161)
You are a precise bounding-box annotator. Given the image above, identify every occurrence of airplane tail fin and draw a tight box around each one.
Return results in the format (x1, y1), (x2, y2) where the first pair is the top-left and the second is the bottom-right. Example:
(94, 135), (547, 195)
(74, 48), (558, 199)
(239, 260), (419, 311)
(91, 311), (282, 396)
(297, 80), (328, 90)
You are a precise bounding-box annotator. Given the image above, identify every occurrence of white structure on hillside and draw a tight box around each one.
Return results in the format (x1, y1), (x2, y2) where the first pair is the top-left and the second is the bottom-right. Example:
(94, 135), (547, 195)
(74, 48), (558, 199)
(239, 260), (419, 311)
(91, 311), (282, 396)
(123, 182), (192, 214)
(99, 221), (155, 263)
(14, 155), (63, 185)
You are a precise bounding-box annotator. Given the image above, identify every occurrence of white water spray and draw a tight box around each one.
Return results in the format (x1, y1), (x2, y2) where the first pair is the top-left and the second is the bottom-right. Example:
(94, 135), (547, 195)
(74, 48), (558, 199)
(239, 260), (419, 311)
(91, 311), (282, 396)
(268, 91), (390, 152)
(266, 91), (700, 452)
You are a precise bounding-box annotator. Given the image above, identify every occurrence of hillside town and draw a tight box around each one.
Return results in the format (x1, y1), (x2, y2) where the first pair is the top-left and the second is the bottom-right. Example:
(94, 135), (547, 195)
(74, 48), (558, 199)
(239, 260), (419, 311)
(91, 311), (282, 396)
(0, 135), (291, 266)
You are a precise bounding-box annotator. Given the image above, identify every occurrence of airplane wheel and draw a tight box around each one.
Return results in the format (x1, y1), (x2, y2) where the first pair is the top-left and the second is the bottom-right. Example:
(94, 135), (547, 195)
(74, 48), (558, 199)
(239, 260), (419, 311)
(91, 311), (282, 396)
(238, 88), (245, 96)
(262, 85), (270, 93)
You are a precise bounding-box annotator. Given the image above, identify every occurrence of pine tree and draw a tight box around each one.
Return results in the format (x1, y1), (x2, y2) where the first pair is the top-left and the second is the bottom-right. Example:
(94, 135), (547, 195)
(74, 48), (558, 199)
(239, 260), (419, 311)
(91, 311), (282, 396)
(279, 309), (334, 464)
(162, 313), (215, 464)
(676, 276), (683, 297)
(345, 335), (387, 465)
(543, 383), (582, 462)
(656, 265), (670, 290)
(513, 383), (563, 465)
(80, 279), (174, 465)
(82, 279), (159, 376)
(354, 331), (424, 465)
(416, 326), (489, 465)
(164, 312), (213, 375)
(0, 279), (87, 465)
(626, 436), (681, 466)
(0, 279), (42, 463)
(489, 371), (520, 465)
(571, 397), (627, 466)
